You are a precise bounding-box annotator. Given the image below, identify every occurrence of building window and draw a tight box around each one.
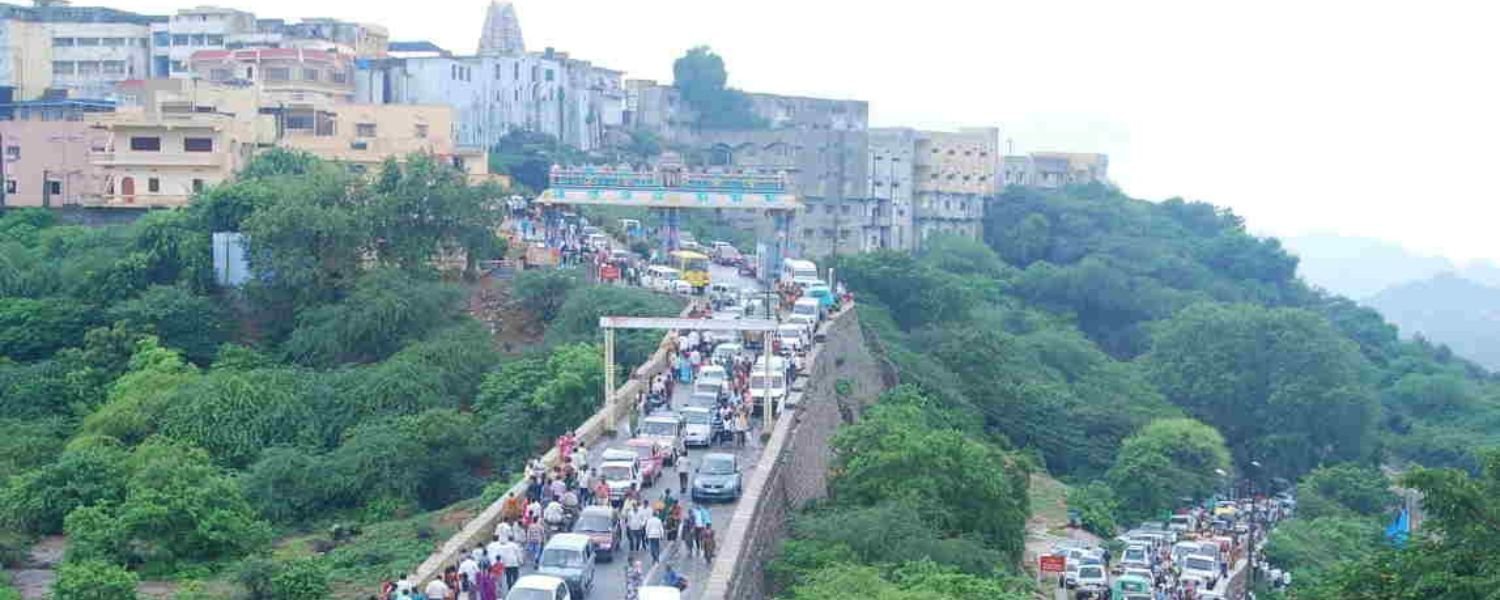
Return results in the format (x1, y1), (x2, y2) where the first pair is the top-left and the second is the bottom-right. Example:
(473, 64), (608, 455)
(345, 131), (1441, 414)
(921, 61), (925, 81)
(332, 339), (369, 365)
(802, 228), (814, 237)
(5, 146), (18, 161)
(190, 34), (206, 46)
(52, 61), (75, 75)
(152, 32), (169, 46)
(184, 137), (214, 152)
(545, 69), (554, 82)
(192, 179), (204, 193)
(147, 178), (160, 192)
(303, 68), (319, 81)
(414, 124), (429, 138)
(102, 61), (125, 75)
(356, 123), (376, 137)
(206, 34), (223, 46)
(266, 67), (290, 81)
(76, 37), (99, 47)
(210, 68), (231, 81)
(77, 62), (100, 75)
(46, 180), (61, 196)
(130, 137), (161, 151)
(285, 115), (314, 130)
(495, 64), (502, 80)
(330, 70), (347, 84)
(171, 34), (188, 46)
(841, 205), (852, 215)
(170, 60), (186, 73)
(52, 37), (75, 47)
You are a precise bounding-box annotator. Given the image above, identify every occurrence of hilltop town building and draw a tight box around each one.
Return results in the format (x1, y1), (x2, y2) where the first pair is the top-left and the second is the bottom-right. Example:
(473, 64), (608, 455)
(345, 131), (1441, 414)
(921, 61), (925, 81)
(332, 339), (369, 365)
(1003, 152), (1110, 188)
(0, 99), (112, 207)
(477, 1), (524, 56)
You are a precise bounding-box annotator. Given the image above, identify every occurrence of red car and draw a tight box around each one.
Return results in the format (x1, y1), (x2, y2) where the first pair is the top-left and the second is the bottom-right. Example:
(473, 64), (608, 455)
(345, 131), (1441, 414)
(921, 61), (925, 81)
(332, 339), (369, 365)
(623, 438), (666, 485)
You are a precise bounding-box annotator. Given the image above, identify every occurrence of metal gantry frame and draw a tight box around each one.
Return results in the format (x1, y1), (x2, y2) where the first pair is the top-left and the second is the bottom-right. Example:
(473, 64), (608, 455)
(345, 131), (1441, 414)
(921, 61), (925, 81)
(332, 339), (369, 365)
(599, 316), (785, 426)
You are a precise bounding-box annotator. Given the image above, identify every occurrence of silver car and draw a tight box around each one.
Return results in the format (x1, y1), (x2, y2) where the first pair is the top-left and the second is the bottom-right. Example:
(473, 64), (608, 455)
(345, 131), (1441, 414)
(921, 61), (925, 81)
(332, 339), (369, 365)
(538, 533), (596, 599)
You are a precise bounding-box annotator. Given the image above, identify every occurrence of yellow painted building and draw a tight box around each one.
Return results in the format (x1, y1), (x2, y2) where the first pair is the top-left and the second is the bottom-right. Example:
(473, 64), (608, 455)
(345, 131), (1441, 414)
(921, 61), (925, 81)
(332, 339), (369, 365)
(89, 79), (272, 207)
(278, 102), (455, 171)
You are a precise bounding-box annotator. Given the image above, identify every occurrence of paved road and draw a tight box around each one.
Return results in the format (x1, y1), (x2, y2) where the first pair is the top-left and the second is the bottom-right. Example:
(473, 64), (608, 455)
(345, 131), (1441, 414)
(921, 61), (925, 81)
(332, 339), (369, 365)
(505, 261), (769, 600)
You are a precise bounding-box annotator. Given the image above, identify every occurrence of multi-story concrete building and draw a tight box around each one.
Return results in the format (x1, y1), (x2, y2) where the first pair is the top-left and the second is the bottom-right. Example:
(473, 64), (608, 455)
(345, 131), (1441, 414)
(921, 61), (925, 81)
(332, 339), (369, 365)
(0, 3), (161, 102)
(356, 47), (623, 151)
(866, 127), (916, 251)
(0, 99), (112, 207)
(277, 102), (457, 172)
(911, 127), (997, 245)
(90, 79), (271, 207)
(190, 47), (355, 104)
(1003, 151), (1110, 189)
(623, 80), (867, 146)
(149, 7), (386, 80)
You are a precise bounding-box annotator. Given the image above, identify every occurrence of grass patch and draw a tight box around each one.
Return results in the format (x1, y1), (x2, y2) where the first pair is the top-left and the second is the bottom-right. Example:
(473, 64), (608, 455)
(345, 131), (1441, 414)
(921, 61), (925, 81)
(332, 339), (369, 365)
(1028, 473), (1070, 535)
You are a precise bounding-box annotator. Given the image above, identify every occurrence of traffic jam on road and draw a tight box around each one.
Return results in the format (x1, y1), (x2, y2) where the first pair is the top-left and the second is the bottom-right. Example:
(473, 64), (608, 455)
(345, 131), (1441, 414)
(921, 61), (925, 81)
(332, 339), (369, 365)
(1042, 492), (1294, 600)
(391, 210), (845, 600)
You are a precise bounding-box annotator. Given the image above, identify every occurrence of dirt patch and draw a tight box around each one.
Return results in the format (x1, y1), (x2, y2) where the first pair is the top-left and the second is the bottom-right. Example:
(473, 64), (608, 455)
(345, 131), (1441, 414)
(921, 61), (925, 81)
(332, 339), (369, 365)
(468, 277), (545, 354)
(437, 506), (478, 529)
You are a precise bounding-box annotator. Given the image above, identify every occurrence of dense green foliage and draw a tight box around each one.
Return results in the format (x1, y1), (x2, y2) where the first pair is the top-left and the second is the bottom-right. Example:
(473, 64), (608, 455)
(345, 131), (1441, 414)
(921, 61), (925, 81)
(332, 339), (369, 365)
(0, 151), (602, 593)
(53, 560), (139, 600)
(1105, 418), (1232, 522)
(672, 46), (765, 130)
(771, 387), (1031, 599)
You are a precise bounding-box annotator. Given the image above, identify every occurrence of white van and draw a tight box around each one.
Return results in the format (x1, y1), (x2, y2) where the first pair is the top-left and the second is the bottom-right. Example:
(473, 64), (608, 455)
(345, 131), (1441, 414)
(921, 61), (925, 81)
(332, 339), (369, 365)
(643, 265), (683, 292)
(780, 258), (820, 288)
(777, 323), (808, 354)
(748, 355), (788, 410)
(790, 297), (822, 328)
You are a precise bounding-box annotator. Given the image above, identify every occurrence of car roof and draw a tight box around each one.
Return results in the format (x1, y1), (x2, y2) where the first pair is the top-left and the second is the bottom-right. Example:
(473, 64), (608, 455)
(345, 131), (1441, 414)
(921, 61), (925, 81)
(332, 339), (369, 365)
(601, 448), (635, 459)
(680, 406), (711, 414)
(794, 297), (819, 305)
(643, 415), (680, 424)
(638, 586), (682, 600)
(702, 452), (736, 463)
(1185, 553), (1217, 563)
(579, 505), (614, 517)
(546, 533), (593, 550)
(512, 574), (565, 591)
(599, 459), (635, 469)
(625, 437), (659, 447)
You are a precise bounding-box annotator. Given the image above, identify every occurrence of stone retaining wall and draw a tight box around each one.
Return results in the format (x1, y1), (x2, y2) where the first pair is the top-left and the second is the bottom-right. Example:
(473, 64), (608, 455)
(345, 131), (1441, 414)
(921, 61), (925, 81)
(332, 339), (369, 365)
(700, 307), (887, 599)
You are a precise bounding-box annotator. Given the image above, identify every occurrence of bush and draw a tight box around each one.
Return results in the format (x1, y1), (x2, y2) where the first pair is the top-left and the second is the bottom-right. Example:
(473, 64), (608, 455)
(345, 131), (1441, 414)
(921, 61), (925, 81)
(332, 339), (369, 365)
(512, 269), (582, 323)
(1066, 482), (1119, 537)
(53, 560), (139, 600)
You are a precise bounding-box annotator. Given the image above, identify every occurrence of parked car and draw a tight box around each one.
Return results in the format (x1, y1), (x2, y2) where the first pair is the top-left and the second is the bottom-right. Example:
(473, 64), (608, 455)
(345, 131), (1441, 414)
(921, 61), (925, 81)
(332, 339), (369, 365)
(680, 406), (713, 447)
(1075, 563), (1109, 599)
(1120, 543), (1153, 570)
(598, 459), (641, 501)
(623, 438), (666, 484)
(1180, 553), (1221, 590)
(637, 415), (684, 464)
(537, 533), (595, 599)
(505, 575), (572, 600)
(571, 505), (621, 561)
(691, 452), (743, 502)
(696, 365), (729, 395)
(638, 586), (682, 600)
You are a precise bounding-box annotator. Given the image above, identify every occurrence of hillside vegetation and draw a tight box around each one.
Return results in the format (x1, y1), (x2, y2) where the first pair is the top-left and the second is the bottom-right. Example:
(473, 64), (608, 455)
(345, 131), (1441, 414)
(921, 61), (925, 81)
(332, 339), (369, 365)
(774, 183), (1500, 599)
(0, 151), (678, 598)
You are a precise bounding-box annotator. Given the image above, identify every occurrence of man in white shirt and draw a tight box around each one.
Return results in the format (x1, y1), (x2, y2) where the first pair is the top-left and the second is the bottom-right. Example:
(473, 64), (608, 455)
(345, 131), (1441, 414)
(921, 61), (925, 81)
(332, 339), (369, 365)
(677, 453), (691, 494)
(627, 503), (650, 553)
(458, 554), (480, 590)
(487, 535), (505, 564)
(424, 578), (451, 600)
(497, 537), (524, 590)
(645, 513), (666, 563)
(395, 574), (414, 594)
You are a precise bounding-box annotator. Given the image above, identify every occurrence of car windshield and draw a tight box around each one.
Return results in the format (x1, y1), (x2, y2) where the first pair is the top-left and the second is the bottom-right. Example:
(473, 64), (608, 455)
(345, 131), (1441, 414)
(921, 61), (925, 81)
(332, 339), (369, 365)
(701, 456), (735, 474)
(541, 548), (585, 569)
(779, 325), (802, 334)
(793, 304), (816, 316)
(1124, 548), (1145, 561)
(641, 421), (676, 436)
(1079, 566), (1103, 579)
(631, 445), (654, 459)
(683, 411), (710, 425)
(577, 513), (612, 532)
(504, 589), (553, 600)
(1185, 557), (1214, 571)
(600, 465), (632, 481)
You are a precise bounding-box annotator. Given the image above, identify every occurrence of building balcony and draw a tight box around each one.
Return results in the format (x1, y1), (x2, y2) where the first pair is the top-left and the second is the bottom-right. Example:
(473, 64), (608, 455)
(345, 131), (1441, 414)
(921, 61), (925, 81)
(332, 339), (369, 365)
(92, 151), (226, 168)
(87, 193), (193, 208)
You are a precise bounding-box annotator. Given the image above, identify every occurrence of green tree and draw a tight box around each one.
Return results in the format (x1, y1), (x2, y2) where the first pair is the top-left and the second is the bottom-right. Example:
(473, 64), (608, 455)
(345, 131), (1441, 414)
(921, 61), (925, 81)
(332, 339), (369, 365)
(107, 285), (230, 365)
(156, 368), (319, 468)
(545, 285), (681, 368)
(52, 560), (138, 600)
(0, 441), (129, 534)
(81, 338), (199, 445)
(1146, 303), (1378, 481)
(671, 46), (764, 130)
(1105, 418), (1231, 522)
(831, 402), (1029, 560)
(327, 409), (485, 511)
(281, 269), (464, 367)
(513, 269), (583, 323)
(0, 297), (96, 361)
(1295, 463), (1396, 518)
(476, 344), (603, 449)
(367, 154), (503, 276)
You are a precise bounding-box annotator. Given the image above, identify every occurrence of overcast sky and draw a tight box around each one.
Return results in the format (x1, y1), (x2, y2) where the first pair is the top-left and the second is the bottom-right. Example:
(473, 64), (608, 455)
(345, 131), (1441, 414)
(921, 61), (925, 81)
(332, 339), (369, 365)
(98, 0), (1500, 263)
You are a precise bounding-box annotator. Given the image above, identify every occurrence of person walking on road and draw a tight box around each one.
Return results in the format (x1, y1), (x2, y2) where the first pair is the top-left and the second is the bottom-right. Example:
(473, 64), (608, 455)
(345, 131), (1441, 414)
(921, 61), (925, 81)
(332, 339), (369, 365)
(700, 523), (717, 563)
(646, 512), (666, 563)
(627, 501), (650, 553)
(525, 519), (545, 568)
(625, 560), (644, 600)
(497, 536), (523, 591)
(681, 504), (700, 557)
(677, 451), (691, 494)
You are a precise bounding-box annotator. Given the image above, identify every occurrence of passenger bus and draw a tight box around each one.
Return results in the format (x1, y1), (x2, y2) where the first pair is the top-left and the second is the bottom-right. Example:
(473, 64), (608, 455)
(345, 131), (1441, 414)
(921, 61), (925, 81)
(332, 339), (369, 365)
(670, 250), (711, 292)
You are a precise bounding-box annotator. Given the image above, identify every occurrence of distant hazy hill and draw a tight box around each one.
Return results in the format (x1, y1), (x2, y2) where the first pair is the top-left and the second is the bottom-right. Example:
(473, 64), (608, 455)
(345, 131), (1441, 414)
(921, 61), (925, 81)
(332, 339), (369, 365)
(1367, 273), (1500, 370)
(1283, 233), (1455, 299)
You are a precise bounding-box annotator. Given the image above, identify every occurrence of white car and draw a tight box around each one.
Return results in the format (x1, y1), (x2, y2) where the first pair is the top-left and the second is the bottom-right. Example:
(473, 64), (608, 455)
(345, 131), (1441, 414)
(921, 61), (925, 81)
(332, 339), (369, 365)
(1075, 563), (1108, 598)
(638, 415), (684, 463)
(777, 323), (808, 354)
(597, 459), (641, 501)
(1180, 553), (1220, 590)
(1120, 543), (1152, 570)
(696, 365), (728, 394)
(505, 575), (572, 600)
(680, 406), (713, 447)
